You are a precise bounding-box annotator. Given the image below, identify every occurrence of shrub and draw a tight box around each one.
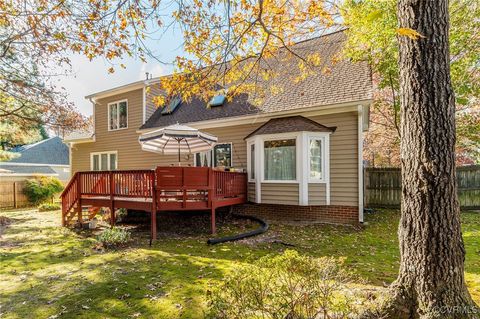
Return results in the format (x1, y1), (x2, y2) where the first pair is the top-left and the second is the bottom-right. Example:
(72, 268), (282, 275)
(38, 203), (61, 211)
(97, 227), (131, 248)
(23, 176), (64, 205)
(207, 250), (369, 319)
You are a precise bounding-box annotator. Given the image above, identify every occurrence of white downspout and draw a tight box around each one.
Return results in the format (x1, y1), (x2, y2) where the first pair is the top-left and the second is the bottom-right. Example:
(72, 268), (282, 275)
(357, 105), (364, 223)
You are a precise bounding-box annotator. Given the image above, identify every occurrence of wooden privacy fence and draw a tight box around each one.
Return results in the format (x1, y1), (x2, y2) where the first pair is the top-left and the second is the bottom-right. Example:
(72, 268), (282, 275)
(0, 179), (30, 208)
(365, 165), (480, 209)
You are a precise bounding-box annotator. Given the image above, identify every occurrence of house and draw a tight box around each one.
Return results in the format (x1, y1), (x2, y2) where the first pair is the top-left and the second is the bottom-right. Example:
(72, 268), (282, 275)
(0, 136), (70, 182)
(64, 31), (372, 226)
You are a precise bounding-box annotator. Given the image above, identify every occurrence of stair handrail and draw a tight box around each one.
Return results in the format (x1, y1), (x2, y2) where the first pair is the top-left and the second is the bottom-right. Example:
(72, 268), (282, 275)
(61, 172), (79, 198)
(61, 172), (79, 215)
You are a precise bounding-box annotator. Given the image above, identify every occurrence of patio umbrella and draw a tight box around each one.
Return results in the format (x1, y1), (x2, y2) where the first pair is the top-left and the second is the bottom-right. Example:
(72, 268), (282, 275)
(138, 124), (218, 164)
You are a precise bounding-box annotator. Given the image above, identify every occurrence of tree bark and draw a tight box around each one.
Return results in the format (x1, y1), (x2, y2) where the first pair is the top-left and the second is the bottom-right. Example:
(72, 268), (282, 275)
(373, 0), (479, 318)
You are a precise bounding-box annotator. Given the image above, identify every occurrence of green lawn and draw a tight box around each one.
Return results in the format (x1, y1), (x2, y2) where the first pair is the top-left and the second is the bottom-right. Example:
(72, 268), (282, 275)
(0, 208), (478, 318)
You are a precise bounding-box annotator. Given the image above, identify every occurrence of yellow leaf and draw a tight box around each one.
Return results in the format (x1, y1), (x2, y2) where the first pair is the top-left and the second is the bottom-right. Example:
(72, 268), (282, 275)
(397, 28), (426, 40)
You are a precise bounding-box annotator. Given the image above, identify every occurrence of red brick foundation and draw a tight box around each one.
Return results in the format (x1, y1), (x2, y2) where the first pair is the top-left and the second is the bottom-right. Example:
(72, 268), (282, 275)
(232, 204), (359, 225)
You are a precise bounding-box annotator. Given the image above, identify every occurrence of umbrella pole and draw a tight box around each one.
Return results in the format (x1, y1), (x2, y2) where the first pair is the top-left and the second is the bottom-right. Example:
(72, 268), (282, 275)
(177, 139), (181, 166)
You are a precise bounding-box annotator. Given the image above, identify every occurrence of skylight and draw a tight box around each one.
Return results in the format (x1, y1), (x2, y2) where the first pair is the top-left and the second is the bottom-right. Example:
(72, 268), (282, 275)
(162, 96), (182, 115)
(208, 94), (226, 107)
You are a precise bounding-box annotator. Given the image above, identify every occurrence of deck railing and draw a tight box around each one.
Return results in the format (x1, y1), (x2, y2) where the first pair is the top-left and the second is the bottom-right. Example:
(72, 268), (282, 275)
(76, 170), (155, 198)
(213, 170), (247, 199)
(61, 167), (247, 220)
(81, 171), (111, 196)
(112, 170), (155, 198)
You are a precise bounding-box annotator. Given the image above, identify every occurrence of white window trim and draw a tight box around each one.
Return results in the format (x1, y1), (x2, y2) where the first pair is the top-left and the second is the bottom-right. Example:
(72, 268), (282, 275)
(107, 99), (128, 131)
(246, 131), (331, 206)
(307, 133), (329, 184)
(90, 151), (118, 171)
(247, 141), (256, 182)
(193, 142), (233, 167)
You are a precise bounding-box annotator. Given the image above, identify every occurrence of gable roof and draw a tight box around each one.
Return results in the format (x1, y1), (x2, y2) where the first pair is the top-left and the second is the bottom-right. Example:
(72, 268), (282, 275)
(245, 116), (336, 139)
(141, 30), (372, 130)
(7, 137), (69, 165)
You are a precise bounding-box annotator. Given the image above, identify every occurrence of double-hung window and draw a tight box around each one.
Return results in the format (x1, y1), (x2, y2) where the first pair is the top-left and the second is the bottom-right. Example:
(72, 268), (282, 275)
(263, 139), (296, 181)
(108, 100), (128, 130)
(91, 151), (117, 171)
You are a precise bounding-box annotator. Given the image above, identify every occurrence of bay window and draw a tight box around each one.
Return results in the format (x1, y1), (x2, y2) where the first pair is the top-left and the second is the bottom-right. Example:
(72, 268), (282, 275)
(247, 133), (329, 184)
(264, 139), (296, 181)
(108, 100), (128, 130)
(245, 116), (333, 206)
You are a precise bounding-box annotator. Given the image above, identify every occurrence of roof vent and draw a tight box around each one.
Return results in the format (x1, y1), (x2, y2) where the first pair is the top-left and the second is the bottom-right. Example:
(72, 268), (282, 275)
(208, 94), (226, 107)
(162, 96), (182, 115)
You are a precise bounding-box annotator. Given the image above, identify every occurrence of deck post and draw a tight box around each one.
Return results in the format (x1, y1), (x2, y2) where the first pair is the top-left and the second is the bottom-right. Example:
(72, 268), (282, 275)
(151, 211), (157, 241)
(211, 206), (216, 234)
(151, 174), (157, 242)
(109, 171), (115, 227)
(209, 168), (216, 234)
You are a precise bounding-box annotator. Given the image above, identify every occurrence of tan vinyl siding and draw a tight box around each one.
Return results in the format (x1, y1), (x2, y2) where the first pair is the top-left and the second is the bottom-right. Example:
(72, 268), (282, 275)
(248, 182), (256, 202)
(261, 183), (299, 205)
(308, 183), (327, 205)
(310, 112), (358, 207)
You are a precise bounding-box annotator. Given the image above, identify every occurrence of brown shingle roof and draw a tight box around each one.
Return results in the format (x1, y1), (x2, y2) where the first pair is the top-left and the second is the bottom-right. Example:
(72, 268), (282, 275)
(140, 30), (372, 130)
(244, 116), (336, 139)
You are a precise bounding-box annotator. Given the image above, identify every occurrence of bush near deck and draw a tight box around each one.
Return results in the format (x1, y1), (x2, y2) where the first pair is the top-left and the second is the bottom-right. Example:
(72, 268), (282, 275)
(23, 176), (64, 205)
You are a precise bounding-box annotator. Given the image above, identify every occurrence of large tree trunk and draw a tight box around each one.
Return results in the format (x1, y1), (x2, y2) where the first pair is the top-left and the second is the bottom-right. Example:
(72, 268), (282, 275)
(374, 0), (479, 318)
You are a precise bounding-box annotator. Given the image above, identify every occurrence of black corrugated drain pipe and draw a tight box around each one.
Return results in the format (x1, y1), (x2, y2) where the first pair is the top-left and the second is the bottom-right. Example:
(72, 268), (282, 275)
(207, 212), (269, 245)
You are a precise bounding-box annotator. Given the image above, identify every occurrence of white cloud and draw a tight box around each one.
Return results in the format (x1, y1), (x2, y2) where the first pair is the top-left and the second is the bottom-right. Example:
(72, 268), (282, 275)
(57, 35), (182, 117)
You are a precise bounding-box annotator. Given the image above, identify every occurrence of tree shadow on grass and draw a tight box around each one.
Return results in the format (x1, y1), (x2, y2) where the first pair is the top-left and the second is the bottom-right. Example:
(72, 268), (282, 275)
(0, 249), (228, 319)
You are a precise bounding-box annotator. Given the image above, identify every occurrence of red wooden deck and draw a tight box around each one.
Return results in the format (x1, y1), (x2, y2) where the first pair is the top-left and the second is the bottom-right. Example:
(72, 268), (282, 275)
(61, 167), (247, 240)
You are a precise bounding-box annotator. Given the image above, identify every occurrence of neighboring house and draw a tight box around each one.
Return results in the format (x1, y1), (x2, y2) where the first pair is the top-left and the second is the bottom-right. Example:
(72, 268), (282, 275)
(65, 31), (373, 225)
(0, 137), (70, 182)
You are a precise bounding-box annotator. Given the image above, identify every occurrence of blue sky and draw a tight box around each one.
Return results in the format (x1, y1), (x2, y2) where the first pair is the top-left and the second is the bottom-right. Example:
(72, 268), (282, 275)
(60, 20), (184, 117)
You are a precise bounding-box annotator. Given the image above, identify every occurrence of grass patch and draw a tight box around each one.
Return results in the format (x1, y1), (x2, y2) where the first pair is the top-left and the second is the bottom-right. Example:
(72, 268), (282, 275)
(0, 208), (478, 318)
